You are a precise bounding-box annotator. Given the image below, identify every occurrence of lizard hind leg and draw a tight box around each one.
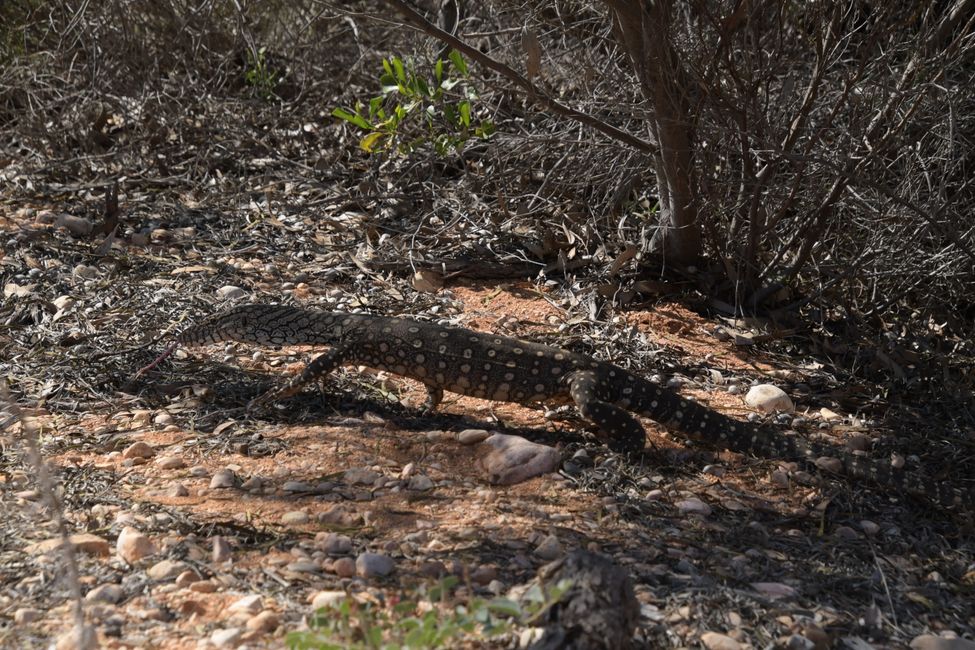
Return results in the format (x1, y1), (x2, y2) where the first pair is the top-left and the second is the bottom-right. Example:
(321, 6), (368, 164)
(421, 385), (444, 413)
(247, 347), (347, 412)
(566, 371), (647, 452)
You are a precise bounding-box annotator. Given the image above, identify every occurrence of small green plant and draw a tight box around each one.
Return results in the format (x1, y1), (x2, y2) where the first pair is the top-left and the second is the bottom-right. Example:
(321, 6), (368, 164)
(332, 51), (495, 156)
(286, 576), (572, 650)
(244, 46), (281, 100)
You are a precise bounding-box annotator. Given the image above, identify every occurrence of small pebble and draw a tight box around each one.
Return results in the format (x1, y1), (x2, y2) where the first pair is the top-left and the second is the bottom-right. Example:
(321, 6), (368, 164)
(146, 560), (189, 581)
(333, 557), (356, 578)
(281, 511), (309, 526)
(209, 469), (237, 488)
(533, 534), (562, 561)
(210, 627), (243, 647)
(228, 594), (263, 615)
(355, 552), (394, 578)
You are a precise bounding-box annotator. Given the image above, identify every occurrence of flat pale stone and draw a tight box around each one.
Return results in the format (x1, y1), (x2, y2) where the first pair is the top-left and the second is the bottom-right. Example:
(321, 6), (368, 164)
(156, 456), (185, 469)
(26, 533), (110, 556)
(456, 429), (490, 445)
(122, 441), (154, 459)
(281, 511), (310, 526)
(476, 434), (559, 485)
(911, 636), (975, 650)
(228, 594), (263, 615)
(311, 590), (348, 610)
(246, 611), (280, 633)
(701, 632), (742, 650)
(147, 559), (189, 581)
(210, 627), (243, 647)
(676, 498), (712, 516)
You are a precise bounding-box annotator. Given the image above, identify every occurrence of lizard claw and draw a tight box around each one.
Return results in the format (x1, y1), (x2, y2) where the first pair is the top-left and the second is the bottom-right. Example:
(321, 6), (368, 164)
(246, 391), (277, 414)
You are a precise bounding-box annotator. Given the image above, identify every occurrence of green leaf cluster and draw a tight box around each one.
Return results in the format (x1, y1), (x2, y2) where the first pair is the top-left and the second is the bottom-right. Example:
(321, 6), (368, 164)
(332, 51), (495, 156)
(244, 46), (282, 101)
(286, 576), (572, 650)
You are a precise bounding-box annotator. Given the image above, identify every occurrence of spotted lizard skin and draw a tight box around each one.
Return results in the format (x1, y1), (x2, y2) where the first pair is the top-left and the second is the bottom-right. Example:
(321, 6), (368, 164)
(166, 304), (964, 508)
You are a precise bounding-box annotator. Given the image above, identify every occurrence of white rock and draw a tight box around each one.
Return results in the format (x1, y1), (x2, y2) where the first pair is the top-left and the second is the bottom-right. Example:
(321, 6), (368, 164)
(156, 456), (185, 469)
(476, 434), (560, 485)
(911, 634), (975, 650)
(228, 594), (263, 615)
(701, 632), (742, 650)
(281, 511), (309, 526)
(27, 533), (110, 556)
(288, 560), (320, 573)
(209, 469), (237, 488)
(116, 527), (156, 563)
(153, 411), (173, 426)
(175, 570), (202, 586)
(819, 407), (842, 420)
(676, 498), (712, 516)
(216, 285), (247, 300)
(147, 560), (189, 580)
(246, 610), (280, 633)
(744, 385), (794, 413)
(52, 295), (76, 311)
(355, 552), (394, 578)
(210, 627), (243, 647)
(910, 636), (975, 650)
(311, 590), (348, 610)
(4, 283), (35, 298)
(457, 429), (490, 445)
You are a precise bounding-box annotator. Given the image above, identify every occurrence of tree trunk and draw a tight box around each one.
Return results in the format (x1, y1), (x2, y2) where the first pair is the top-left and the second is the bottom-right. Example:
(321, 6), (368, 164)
(604, 0), (701, 265)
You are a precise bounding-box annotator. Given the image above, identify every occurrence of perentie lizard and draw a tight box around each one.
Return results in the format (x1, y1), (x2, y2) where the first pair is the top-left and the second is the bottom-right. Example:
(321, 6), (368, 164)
(141, 304), (965, 508)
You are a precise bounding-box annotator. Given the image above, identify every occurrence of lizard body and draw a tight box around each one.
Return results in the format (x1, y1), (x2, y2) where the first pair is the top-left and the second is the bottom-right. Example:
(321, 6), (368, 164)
(152, 304), (964, 508)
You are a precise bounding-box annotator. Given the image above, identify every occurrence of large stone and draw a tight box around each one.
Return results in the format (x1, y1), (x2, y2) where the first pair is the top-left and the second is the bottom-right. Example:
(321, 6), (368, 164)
(355, 552), (394, 578)
(116, 527), (156, 563)
(476, 434), (560, 485)
(26, 534), (110, 557)
(744, 385), (794, 413)
(147, 560), (189, 581)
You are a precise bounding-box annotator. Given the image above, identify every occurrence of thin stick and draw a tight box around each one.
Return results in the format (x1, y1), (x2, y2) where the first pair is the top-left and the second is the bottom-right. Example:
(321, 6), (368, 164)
(1, 387), (94, 647)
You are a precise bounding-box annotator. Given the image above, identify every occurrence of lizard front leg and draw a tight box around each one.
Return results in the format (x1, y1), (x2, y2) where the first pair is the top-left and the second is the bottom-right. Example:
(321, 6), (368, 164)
(420, 385), (444, 413)
(248, 346), (347, 412)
